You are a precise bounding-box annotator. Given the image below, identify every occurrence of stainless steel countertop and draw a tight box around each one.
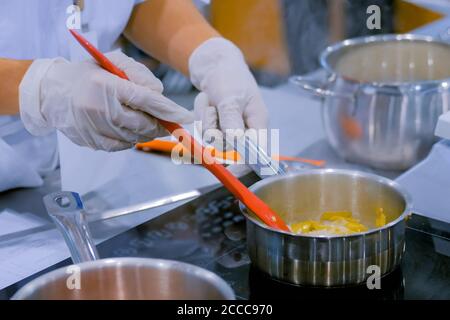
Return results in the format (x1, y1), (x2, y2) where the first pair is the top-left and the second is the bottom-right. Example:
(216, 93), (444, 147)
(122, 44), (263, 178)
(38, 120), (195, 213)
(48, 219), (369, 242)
(0, 81), (430, 291)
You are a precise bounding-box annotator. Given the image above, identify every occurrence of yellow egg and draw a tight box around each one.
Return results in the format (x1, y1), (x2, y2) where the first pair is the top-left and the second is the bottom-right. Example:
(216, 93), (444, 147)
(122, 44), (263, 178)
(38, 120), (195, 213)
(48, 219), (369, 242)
(320, 211), (352, 221)
(290, 220), (315, 233)
(345, 221), (368, 232)
(376, 208), (387, 227)
(290, 211), (371, 235)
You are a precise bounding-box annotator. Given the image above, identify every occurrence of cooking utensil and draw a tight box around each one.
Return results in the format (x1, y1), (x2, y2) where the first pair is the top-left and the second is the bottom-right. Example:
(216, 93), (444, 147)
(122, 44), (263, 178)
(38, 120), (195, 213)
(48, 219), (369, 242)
(0, 189), (206, 243)
(137, 140), (325, 169)
(136, 139), (240, 163)
(239, 169), (411, 287)
(12, 192), (234, 300)
(12, 258), (234, 300)
(290, 34), (450, 170)
(70, 29), (289, 231)
(229, 134), (287, 178)
(86, 189), (202, 222)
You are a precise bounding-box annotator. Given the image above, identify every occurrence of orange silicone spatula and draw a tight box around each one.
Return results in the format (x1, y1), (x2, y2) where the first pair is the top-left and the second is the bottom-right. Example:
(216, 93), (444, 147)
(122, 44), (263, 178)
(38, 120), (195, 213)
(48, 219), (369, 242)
(69, 29), (289, 232)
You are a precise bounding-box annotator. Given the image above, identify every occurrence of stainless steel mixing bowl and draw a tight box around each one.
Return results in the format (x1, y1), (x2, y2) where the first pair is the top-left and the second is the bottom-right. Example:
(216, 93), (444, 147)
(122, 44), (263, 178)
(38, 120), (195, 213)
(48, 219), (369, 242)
(291, 34), (450, 170)
(239, 169), (411, 287)
(11, 257), (234, 300)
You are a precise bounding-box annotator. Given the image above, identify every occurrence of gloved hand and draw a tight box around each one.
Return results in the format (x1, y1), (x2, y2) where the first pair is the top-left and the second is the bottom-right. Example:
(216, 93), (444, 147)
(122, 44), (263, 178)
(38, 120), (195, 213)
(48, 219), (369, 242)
(19, 51), (193, 151)
(189, 38), (268, 137)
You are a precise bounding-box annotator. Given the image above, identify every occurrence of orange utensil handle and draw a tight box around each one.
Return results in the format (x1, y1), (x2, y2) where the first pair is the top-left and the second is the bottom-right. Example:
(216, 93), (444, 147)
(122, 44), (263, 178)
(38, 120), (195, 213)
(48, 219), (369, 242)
(70, 29), (289, 231)
(136, 140), (240, 162)
(136, 140), (179, 153)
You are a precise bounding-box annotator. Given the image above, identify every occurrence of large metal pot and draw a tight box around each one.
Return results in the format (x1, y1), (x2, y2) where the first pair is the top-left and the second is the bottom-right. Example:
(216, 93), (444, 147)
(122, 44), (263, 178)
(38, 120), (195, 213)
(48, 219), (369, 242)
(291, 34), (450, 170)
(239, 169), (411, 287)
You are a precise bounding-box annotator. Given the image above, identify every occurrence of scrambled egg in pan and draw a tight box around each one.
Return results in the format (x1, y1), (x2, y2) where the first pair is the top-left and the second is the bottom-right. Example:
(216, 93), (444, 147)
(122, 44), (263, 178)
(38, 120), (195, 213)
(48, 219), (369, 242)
(290, 209), (387, 236)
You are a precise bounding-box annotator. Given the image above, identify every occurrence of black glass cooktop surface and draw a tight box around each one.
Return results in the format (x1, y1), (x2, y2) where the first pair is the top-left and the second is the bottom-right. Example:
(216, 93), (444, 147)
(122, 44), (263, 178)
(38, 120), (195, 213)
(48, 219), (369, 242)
(2, 174), (449, 299)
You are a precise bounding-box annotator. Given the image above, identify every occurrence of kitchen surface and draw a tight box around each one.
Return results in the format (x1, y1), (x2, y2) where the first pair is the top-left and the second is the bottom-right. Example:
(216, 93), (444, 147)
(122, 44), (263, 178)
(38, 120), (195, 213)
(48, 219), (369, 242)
(1, 0), (450, 302)
(1, 173), (449, 299)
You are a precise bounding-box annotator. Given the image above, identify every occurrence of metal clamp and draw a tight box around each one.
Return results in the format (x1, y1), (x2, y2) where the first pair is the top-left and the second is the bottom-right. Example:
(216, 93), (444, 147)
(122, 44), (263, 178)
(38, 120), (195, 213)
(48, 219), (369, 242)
(227, 134), (287, 179)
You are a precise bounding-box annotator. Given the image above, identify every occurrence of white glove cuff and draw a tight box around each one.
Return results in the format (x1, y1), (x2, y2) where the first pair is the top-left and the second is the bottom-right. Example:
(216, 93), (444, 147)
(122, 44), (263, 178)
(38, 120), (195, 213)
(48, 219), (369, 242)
(188, 37), (246, 91)
(19, 58), (61, 136)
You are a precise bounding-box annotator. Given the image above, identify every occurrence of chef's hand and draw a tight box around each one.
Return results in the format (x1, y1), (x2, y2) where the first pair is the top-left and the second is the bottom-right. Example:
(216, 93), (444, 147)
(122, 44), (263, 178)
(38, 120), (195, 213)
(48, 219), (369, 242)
(19, 51), (193, 151)
(189, 38), (268, 139)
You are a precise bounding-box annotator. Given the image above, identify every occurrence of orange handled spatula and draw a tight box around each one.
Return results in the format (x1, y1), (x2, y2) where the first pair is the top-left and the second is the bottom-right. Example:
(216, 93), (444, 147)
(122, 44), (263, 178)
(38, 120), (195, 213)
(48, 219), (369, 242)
(69, 29), (289, 232)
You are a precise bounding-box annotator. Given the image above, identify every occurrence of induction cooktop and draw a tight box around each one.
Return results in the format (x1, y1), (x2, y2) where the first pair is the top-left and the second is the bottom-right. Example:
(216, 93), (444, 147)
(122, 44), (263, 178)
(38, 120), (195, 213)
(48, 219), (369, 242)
(2, 174), (449, 299)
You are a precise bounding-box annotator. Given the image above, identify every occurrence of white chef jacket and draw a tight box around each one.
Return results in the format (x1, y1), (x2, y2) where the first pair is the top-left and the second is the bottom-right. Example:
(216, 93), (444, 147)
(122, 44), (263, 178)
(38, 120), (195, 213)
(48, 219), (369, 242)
(0, 0), (144, 192)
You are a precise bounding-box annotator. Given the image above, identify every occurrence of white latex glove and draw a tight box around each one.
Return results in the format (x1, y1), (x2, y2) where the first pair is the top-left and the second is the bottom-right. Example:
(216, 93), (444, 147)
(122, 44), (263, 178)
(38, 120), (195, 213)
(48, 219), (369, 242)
(19, 51), (193, 151)
(189, 38), (269, 135)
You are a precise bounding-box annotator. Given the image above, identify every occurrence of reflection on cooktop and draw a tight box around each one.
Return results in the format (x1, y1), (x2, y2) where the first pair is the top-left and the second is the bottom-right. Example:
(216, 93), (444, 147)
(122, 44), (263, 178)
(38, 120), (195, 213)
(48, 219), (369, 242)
(1, 174), (449, 299)
(249, 266), (405, 300)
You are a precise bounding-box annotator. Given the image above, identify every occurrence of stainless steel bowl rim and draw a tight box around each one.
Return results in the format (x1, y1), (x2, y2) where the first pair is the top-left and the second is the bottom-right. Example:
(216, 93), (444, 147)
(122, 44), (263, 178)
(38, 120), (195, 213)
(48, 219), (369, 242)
(239, 169), (412, 239)
(11, 257), (235, 300)
(320, 33), (450, 88)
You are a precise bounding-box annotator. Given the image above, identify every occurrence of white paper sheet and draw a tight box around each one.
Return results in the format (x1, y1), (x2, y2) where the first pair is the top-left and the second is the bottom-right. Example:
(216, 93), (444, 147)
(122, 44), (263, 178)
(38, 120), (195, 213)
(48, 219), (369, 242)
(0, 210), (49, 237)
(0, 210), (66, 289)
(0, 228), (68, 290)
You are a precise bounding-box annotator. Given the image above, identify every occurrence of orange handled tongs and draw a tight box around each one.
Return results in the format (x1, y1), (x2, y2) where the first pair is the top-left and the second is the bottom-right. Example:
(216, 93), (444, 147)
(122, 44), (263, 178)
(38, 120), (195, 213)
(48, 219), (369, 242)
(70, 29), (290, 231)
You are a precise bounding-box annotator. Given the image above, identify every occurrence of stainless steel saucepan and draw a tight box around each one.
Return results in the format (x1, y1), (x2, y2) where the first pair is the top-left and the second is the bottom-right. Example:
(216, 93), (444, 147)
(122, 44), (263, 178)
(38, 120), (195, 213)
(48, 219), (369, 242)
(291, 34), (450, 170)
(240, 169), (411, 287)
(12, 192), (234, 300)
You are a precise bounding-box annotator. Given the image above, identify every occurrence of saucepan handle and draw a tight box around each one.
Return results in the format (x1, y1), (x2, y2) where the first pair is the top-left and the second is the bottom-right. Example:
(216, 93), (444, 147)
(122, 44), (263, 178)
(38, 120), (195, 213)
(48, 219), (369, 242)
(43, 191), (99, 264)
